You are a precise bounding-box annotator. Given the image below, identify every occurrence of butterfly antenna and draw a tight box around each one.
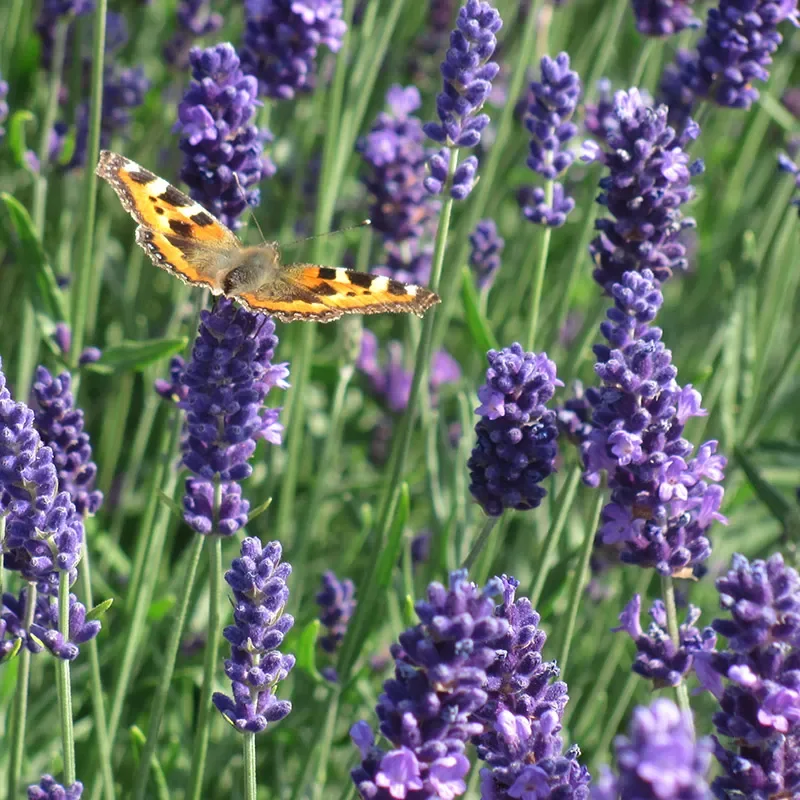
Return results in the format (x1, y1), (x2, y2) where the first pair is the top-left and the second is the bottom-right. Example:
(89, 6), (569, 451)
(233, 172), (268, 245)
(283, 219), (372, 248)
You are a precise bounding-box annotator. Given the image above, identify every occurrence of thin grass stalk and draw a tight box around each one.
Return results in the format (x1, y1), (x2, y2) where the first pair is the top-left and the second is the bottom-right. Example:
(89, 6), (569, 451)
(661, 573), (692, 718)
(132, 534), (206, 800)
(1, 0), (25, 74)
(593, 669), (639, 767)
(244, 733), (257, 800)
(187, 532), (223, 800)
(462, 514), (499, 573)
(525, 181), (554, 351)
(311, 688), (341, 800)
(57, 570), (76, 785)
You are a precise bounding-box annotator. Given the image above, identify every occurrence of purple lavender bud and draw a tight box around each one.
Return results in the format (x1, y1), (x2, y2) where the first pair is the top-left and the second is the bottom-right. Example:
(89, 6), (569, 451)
(357, 330), (460, 413)
(631, 0), (700, 36)
(241, 0), (347, 101)
(164, 0), (223, 68)
(375, 241), (433, 285)
(613, 593), (716, 688)
(657, 50), (698, 130)
(31, 367), (103, 517)
(154, 356), (189, 403)
(469, 218), (504, 291)
(316, 571), (356, 654)
(212, 537), (294, 734)
(581, 270), (727, 576)
(27, 775), (84, 799)
(53, 323), (71, 356)
(591, 698), (712, 799)
(555, 381), (596, 447)
(0, 76), (8, 142)
(424, 0), (503, 200)
(176, 43), (275, 231)
(78, 347), (102, 365)
(176, 300), (289, 535)
(356, 86), (440, 244)
(351, 571), (509, 800)
(585, 89), (703, 290)
(468, 345), (562, 517)
(475, 576), (591, 799)
(778, 152), (800, 214)
(411, 531), (431, 565)
(519, 182), (576, 228)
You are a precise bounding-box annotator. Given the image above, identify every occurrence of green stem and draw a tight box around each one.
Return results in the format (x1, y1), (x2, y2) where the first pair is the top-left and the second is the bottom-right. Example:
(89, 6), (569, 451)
(57, 570), (76, 785)
(7, 582), (37, 796)
(661, 574), (692, 719)
(558, 492), (602, 676)
(188, 534), (223, 800)
(594, 670), (639, 763)
(1, 0), (24, 74)
(461, 515), (499, 573)
(243, 734), (257, 800)
(630, 39), (656, 87)
(79, 552), (116, 800)
(311, 689), (341, 800)
(70, 0), (107, 366)
(132, 535), (206, 800)
(525, 181), (554, 352)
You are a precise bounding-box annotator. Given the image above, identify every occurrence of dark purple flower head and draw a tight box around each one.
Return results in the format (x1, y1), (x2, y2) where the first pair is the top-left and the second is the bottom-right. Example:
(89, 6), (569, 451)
(476, 576), (591, 799)
(27, 775), (84, 800)
(631, 0), (701, 36)
(212, 537), (294, 734)
(175, 43), (275, 230)
(581, 270), (727, 576)
(614, 593), (716, 688)
(175, 300), (289, 535)
(582, 89), (703, 290)
(31, 367), (102, 517)
(164, 0), (223, 68)
(356, 86), (440, 244)
(591, 698), (712, 800)
(673, 0), (799, 113)
(657, 49), (698, 129)
(424, 0), (503, 199)
(357, 330), (460, 413)
(316, 571), (356, 654)
(241, 0), (347, 100)
(154, 356), (189, 403)
(522, 52), (581, 227)
(468, 345), (562, 517)
(375, 240), (433, 285)
(351, 570), (509, 800)
(469, 218), (504, 291)
(778, 152), (800, 215)
(555, 381), (597, 447)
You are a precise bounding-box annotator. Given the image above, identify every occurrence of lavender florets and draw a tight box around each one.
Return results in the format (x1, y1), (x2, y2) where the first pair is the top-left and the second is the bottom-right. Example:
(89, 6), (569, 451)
(581, 270), (727, 576)
(27, 775), (84, 800)
(468, 345), (562, 517)
(779, 152), (800, 215)
(631, 0), (700, 37)
(424, 0), (503, 200)
(212, 537), (294, 734)
(316, 571), (356, 654)
(469, 218), (504, 291)
(164, 0), (224, 68)
(582, 89), (703, 290)
(176, 43), (275, 231)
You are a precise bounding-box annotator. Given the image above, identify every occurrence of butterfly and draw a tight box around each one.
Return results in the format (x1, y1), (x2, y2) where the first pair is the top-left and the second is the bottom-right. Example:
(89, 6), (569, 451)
(95, 150), (440, 322)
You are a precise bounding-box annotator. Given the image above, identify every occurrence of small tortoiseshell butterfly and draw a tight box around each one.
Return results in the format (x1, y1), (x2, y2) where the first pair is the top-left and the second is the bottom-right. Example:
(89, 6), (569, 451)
(96, 150), (440, 322)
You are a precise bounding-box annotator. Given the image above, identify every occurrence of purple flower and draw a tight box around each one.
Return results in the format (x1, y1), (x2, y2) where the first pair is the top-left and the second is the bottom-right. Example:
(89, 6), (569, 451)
(591, 698), (712, 800)
(468, 345), (562, 517)
(212, 537), (294, 734)
(521, 52), (581, 227)
(778, 152), (800, 214)
(173, 300), (289, 535)
(27, 775), (84, 800)
(695, 553), (800, 798)
(631, 0), (700, 36)
(613, 593), (716, 688)
(176, 43), (275, 231)
(316, 571), (356, 654)
(154, 355), (189, 403)
(351, 570), (509, 800)
(31, 367), (102, 517)
(583, 89), (703, 290)
(424, 0), (503, 200)
(0, 76), (8, 142)
(357, 330), (460, 413)
(356, 85), (440, 247)
(475, 576), (591, 799)
(555, 381), (596, 447)
(581, 270), (727, 576)
(164, 0), (223, 68)
(416, 0), (459, 55)
(240, 0), (347, 100)
(469, 218), (504, 291)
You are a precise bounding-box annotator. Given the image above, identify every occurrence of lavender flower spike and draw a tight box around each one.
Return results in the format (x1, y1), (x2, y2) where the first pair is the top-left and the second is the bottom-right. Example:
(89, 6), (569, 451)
(468, 344), (562, 516)
(778, 152), (800, 215)
(469, 218), (504, 291)
(581, 270), (727, 576)
(176, 43), (275, 230)
(212, 537), (294, 733)
(522, 52), (581, 227)
(631, 0), (700, 37)
(316, 571), (356, 654)
(583, 88), (703, 290)
(351, 570), (509, 800)
(424, 0), (503, 200)
(28, 775), (84, 799)
(176, 300), (289, 535)
(591, 698), (712, 799)
(0, 75), (8, 142)
(164, 0), (223, 68)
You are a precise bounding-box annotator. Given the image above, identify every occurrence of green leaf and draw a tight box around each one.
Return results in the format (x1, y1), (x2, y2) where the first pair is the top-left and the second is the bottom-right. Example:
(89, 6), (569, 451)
(248, 496), (273, 523)
(295, 619), (324, 683)
(1, 193), (68, 355)
(402, 593), (415, 627)
(86, 597), (115, 621)
(7, 110), (36, 171)
(461, 266), (499, 354)
(84, 337), (188, 375)
(147, 596), (176, 623)
(157, 489), (184, 519)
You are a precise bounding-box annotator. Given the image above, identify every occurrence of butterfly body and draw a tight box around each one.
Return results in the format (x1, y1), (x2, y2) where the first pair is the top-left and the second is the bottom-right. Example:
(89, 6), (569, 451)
(96, 150), (440, 322)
